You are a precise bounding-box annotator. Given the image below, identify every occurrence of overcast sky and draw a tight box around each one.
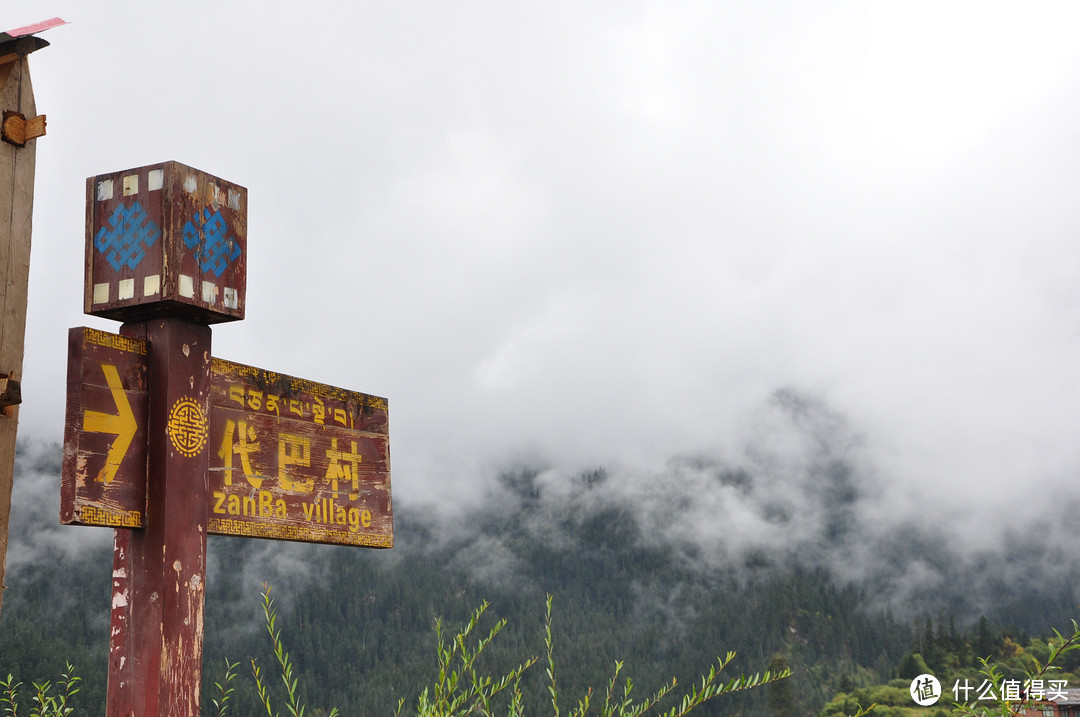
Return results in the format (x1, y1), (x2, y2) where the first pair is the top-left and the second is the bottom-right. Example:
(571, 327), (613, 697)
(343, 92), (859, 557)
(10, 2), (1080, 524)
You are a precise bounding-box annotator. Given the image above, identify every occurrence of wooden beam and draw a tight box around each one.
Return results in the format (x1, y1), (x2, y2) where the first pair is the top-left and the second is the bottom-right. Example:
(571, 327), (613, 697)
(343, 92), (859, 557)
(108, 319), (211, 716)
(2, 110), (46, 147)
(0, 378), (20, 408)
(0, 54), (37, 623)
(0, 37), (48, 62)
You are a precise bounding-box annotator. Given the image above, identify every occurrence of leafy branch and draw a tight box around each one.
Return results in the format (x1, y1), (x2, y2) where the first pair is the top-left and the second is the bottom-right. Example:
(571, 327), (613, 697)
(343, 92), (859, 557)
(251, 583), (340, 717)
(0, 663), (80, 717)
(211, 657), (240, 717)
(400, 593), (795, 717)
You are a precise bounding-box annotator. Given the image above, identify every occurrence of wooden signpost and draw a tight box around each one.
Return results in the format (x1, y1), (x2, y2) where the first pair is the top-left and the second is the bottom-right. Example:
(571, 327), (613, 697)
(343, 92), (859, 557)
(60, 161), (392, 715)
(0, 16), (65, 623)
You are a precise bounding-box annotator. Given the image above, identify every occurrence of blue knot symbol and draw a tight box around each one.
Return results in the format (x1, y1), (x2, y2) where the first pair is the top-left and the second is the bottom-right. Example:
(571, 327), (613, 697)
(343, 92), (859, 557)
(182, 207), (242, 278)
(94, 201), (161, 272)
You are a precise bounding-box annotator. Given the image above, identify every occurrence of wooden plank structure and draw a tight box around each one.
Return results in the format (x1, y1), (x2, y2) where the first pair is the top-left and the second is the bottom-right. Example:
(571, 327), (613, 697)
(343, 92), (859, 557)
(207, 358), (392, 547)
(84, 162), (247, 324)
(60, 327), (149, 527)
(60, 330), (394, 545)
(60, 161), (392, 715)
(0, 17), (64, 622)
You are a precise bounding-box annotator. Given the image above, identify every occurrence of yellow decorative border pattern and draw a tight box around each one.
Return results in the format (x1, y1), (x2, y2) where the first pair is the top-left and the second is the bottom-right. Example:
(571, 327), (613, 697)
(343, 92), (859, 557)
(208, 517), (392, 548)
(79, 505), (143, 528)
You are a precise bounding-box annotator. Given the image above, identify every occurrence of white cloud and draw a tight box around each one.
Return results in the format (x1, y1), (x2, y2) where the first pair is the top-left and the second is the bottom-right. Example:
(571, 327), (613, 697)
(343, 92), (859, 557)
(11, 1), (1080, 527)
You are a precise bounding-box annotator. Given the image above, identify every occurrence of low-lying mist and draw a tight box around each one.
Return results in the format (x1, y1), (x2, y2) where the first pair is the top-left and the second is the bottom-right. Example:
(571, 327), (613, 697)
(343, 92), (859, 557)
(8, 384), (1080, 631)
(409, 386), (1080, 626)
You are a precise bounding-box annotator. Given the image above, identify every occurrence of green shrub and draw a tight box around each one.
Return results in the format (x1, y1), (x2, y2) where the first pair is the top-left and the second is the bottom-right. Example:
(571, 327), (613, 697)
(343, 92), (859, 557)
(238, 586), (801, 717)
(0, 663), (80, 717)
(2, 585), (810, 717)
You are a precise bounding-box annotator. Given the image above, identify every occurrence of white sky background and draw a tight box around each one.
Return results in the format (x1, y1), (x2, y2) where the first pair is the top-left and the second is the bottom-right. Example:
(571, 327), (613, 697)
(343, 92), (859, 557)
(10, 2), (1080, 528)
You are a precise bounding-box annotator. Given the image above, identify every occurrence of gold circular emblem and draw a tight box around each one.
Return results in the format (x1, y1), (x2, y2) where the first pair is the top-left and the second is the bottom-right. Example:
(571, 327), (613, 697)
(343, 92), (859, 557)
(167, 397), (208, 457)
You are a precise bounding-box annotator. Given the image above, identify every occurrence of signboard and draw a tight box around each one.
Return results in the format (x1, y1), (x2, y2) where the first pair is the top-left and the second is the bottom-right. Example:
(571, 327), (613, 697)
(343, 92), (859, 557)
(69, 160), (391, 714)
(60, 327), (393, 547)
(60, 327), (149, 527)
(85, 161), (247, 324)
(208, 359), (392, 547)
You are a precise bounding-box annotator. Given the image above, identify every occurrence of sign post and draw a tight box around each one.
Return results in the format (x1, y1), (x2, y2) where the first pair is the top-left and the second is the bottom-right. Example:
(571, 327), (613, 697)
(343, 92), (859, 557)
(60, 161), (392, 715)
(0, 16), (65, 622)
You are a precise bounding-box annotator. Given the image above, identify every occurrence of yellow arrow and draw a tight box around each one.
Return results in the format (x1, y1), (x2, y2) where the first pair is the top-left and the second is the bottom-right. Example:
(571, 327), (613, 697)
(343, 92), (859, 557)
(83, 363), (137, 484)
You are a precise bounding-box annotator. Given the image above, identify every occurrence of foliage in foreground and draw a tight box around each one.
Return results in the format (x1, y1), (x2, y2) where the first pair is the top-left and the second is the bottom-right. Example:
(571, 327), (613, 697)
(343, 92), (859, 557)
(235, 586), (797, 717)
(405, 593), (805, 717)
(949, 619), (1080, 717)
(1, 584), (799, 717)
(818, 619), (1080, 717)
(0, 662), (80, 717)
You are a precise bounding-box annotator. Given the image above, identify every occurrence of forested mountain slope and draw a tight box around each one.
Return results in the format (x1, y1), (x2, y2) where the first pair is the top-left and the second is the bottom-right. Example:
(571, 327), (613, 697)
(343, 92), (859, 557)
(3, 431), (1078, 716)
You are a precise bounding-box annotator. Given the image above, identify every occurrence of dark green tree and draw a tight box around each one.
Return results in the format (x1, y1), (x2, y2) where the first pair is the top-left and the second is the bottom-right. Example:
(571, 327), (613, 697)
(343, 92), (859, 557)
(896, 652), (929, 680)
(766, 652), (796, 717)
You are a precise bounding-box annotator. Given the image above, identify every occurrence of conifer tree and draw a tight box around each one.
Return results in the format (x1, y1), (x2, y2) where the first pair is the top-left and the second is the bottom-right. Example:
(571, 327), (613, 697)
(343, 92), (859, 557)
(766, 652), (797, 717)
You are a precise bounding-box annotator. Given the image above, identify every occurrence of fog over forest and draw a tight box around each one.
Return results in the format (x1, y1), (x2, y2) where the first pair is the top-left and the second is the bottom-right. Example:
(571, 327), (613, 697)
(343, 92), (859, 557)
(11, 381), (1080, 628)
(8, 382), (1080, 715)
(10, 4), (1080, 563)
(6, 5), (1080, 715)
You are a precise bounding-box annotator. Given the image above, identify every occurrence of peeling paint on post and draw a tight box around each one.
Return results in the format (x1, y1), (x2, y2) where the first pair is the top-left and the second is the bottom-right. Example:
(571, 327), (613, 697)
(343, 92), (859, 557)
(108, 319), (211, 715)
(83, 161), (239, 715)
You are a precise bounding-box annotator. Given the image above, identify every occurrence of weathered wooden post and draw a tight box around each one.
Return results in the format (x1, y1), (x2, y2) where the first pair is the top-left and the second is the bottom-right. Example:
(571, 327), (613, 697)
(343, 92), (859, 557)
(0, 17), (64, 622)
(61, 161), (392, 715)
(81, 162), (245, 714)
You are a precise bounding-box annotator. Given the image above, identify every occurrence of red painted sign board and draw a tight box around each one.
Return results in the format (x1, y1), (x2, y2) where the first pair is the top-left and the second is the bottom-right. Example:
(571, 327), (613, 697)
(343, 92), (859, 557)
(60, 327), (149, 527)
(208, 358), (392, 547)
(60, 327), (393, 548)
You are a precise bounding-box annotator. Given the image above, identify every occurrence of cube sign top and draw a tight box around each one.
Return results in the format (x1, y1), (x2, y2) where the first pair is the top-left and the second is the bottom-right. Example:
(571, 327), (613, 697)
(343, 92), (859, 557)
(85, 161), (247, 324)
